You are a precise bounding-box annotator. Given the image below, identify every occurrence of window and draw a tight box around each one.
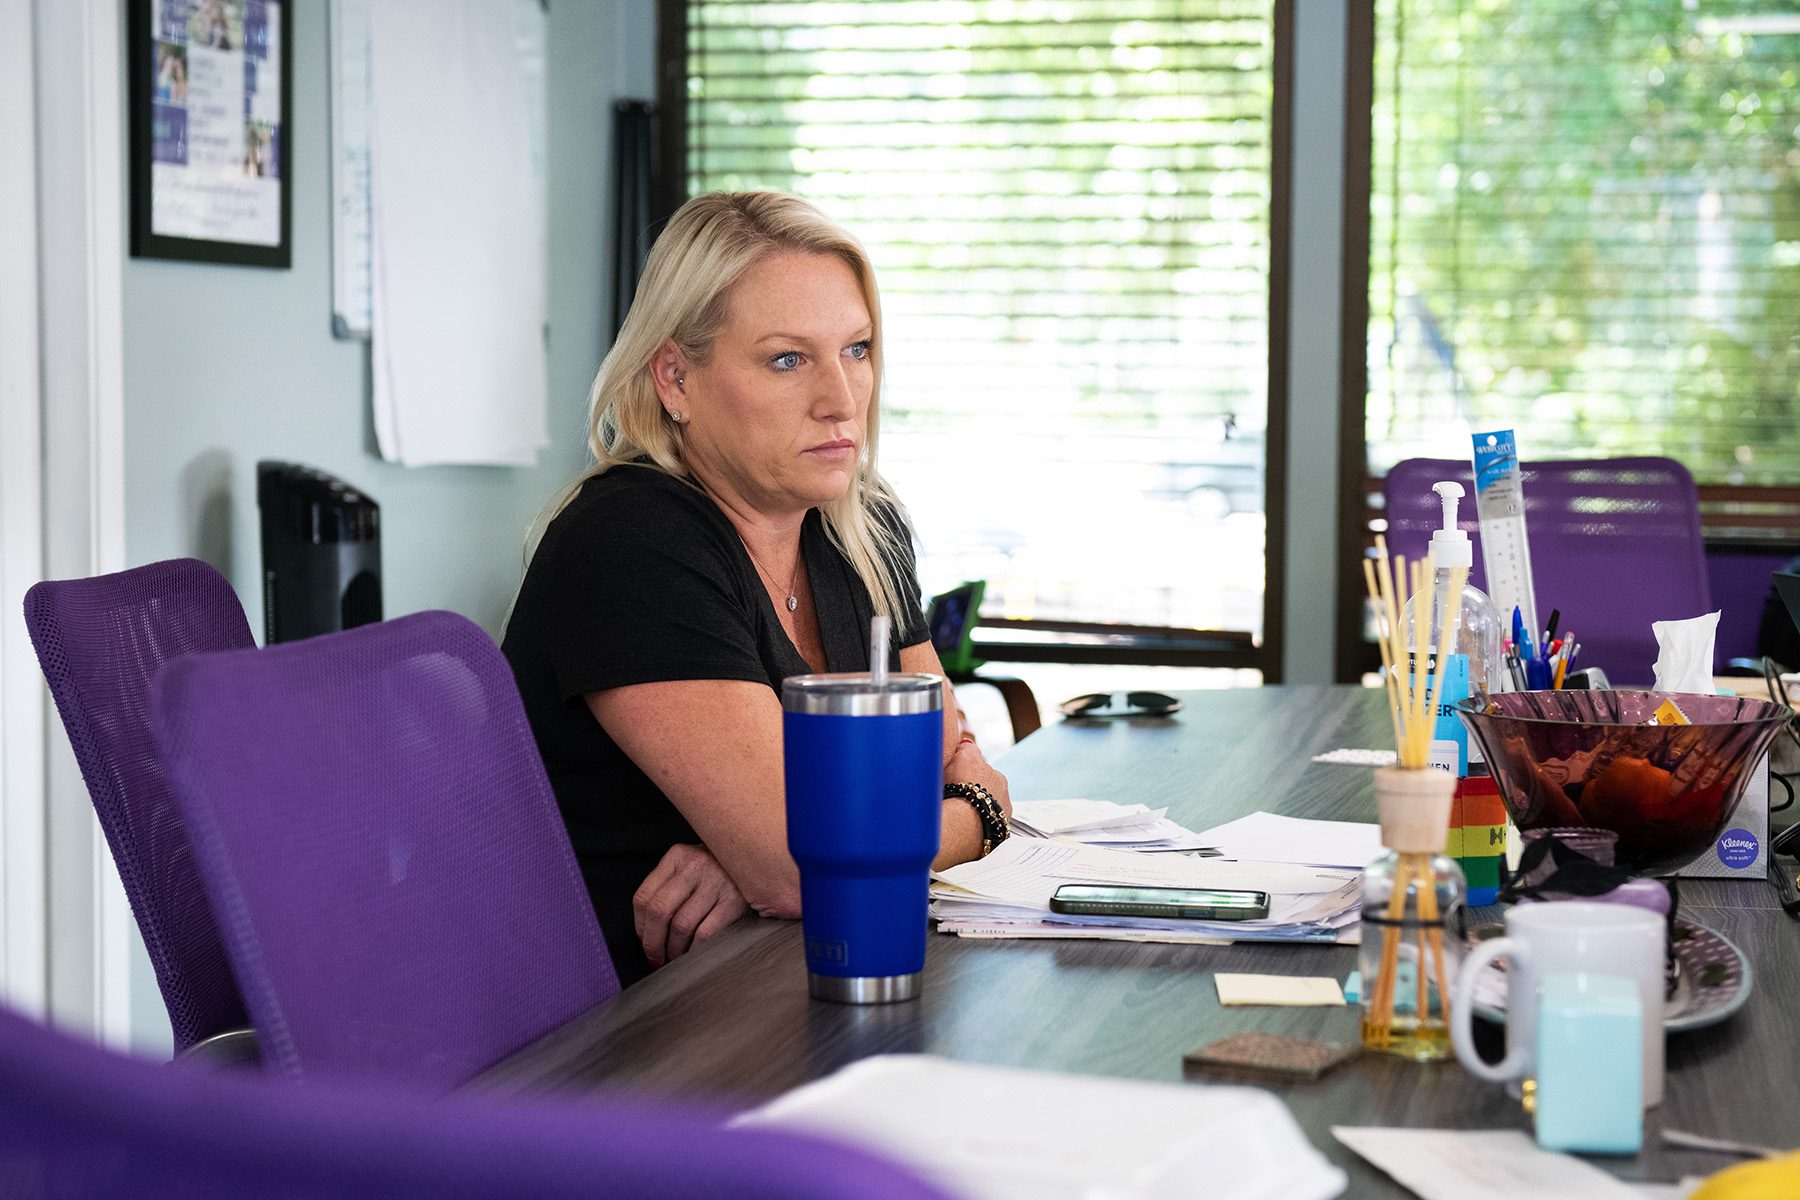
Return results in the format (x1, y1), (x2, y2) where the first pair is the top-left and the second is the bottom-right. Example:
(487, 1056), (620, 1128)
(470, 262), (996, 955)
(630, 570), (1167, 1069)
(674, 0), (1279, 655)
(1368, 1), (1800, 482)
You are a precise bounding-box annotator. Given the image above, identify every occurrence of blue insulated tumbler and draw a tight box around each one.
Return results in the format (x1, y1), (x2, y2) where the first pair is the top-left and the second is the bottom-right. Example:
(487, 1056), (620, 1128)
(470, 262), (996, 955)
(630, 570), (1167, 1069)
(782, 673), (943, 1004)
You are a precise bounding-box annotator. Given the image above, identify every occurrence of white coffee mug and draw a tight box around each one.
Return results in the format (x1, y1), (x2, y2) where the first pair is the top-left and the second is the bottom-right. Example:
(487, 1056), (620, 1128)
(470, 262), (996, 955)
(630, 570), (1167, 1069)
(1451, 901), (1665, 1108)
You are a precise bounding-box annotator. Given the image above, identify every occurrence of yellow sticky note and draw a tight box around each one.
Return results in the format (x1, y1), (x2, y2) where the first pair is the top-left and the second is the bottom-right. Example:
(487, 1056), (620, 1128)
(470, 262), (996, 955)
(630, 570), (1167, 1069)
(1215, 973), (1347, 1007)
(1649, 699), (1691, 726)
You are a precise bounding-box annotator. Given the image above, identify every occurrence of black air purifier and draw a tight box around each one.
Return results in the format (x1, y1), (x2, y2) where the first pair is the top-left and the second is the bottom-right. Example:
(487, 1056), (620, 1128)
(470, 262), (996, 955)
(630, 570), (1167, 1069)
(257, 461), (382, 643)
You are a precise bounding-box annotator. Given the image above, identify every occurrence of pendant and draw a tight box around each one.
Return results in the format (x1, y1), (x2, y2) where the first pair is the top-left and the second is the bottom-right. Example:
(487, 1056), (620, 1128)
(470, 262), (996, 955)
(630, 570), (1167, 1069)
(786, 595), (798, 612)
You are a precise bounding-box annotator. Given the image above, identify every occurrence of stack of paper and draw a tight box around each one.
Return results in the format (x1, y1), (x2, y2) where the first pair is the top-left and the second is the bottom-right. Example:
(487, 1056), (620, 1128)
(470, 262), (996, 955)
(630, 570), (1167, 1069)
(931, 838), (1360, 944)
(740, 1055), (1348, 1200)
(1192, 811), (1385, 870)
(1011, 798), (1216, 852)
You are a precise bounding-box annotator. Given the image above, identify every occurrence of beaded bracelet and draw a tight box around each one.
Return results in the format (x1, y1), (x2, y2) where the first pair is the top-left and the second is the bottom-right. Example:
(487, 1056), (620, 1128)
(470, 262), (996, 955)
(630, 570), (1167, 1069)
(944, 781), (1008, 857)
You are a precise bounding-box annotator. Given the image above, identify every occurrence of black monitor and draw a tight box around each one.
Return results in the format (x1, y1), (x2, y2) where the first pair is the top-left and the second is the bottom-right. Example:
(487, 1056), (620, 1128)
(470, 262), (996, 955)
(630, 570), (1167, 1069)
(925, 580), (984, 675)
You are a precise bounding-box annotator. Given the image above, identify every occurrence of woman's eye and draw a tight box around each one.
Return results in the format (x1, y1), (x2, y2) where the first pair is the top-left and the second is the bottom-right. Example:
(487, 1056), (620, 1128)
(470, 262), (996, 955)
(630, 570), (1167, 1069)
(771, 351), (803, 372)
(846, 340), (873, 361)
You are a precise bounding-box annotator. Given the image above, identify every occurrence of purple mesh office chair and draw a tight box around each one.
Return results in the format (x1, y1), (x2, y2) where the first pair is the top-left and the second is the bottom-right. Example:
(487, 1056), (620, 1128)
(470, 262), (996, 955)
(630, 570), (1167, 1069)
(0, 1002), (959, 1200)
(22, 558), (254, 1058)
(1383, 456), (1712, 684)
(150, 610), (620, 1089)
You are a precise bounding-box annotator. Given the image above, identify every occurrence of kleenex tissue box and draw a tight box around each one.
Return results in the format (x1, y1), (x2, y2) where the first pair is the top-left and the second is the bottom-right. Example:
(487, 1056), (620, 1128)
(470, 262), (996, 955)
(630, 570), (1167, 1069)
(1680, 753), (1768, 879)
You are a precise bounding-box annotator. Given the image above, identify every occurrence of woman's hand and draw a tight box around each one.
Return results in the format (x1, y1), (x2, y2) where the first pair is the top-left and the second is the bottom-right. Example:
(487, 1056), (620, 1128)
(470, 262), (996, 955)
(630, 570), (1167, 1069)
(946, 735), (1012, 819)
(633, 843), (753, 969)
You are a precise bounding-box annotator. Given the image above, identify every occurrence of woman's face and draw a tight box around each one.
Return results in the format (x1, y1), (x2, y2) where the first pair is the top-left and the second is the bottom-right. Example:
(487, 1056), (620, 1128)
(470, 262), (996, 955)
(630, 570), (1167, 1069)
(669, 251), (874, 518)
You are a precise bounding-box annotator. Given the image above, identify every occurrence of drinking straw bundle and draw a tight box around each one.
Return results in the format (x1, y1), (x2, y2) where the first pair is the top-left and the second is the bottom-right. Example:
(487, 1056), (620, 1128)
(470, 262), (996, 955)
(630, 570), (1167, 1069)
(1359, 535), (1468, 1054)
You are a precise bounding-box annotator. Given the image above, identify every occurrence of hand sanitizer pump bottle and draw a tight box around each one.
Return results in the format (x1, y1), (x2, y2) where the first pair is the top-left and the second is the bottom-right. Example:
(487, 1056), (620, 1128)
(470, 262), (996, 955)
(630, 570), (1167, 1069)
(1401, 481), (1505, 723)
(1400, 482), (1507, 903)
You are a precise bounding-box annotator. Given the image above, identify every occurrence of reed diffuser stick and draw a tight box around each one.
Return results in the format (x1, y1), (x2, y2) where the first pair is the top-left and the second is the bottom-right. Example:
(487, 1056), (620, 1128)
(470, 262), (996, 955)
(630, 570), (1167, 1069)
(1364, 556), (1404, 755)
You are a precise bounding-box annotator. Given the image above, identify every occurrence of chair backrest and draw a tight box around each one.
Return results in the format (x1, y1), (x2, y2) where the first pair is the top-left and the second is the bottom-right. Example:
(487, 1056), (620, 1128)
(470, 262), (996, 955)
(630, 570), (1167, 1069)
(1383, 456), (1712, 684)
(22, 558), (254, 1052)
(0, 1002), (957, 1200)
(150, 610), (620, 1089)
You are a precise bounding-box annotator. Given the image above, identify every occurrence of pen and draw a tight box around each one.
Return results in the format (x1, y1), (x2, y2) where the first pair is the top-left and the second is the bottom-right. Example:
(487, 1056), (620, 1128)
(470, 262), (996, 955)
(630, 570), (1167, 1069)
(1512, 606), (1533, 664)
(1544, 607), (1561, 648)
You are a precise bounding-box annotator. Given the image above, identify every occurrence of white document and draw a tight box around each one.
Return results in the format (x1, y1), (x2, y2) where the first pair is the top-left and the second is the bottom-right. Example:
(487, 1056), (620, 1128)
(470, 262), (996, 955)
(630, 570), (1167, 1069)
(1332, 1128), (1643, 1200)
(743, 1056), (1347, 1200)
(369, 0), (548, 466)
(1311, 748), (1400, 766)
(1216, 973), (1347, 1006)
(1012, 799), (1217, 852)
(1196, 811), (1384, 870)
(933, 838), (1353, 907)
(1012, 798), (1160, 835)
(930, 838), (1360, 944)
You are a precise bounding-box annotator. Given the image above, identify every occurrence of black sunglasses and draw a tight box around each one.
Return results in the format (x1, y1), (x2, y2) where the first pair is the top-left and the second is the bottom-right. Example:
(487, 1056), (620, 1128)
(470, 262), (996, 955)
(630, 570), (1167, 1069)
(1057, 691), (1183, 719)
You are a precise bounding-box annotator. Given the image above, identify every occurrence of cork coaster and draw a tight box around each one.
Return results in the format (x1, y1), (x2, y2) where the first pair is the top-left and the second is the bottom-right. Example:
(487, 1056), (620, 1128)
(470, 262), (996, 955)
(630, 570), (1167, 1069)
(1182, 1033), (1360, 1084)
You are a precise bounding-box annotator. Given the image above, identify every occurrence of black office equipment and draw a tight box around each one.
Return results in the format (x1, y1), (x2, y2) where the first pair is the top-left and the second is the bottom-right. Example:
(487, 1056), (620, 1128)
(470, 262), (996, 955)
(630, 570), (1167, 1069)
(256, 461), (381, 643)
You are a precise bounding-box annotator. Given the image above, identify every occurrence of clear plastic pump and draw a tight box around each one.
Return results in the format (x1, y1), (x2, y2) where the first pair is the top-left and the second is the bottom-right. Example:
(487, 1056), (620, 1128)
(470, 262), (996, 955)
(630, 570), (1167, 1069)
(1401, 481), (1505, 697)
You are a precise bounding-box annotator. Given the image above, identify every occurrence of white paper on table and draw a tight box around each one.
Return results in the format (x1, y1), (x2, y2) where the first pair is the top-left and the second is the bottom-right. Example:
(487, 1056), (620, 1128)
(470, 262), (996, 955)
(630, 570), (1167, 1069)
(1195, 811), (1384, 870)
(1012, 798), (1159, 835)
(1071, 817), (1208, 846)
(1215, 973), (1346, 1006)
(935, 917), (1363, 947)
(742, 1056), (1348, 1200)
(932, 881), (1356, 929)
(1331, 1128), (1643, 1200)
(932, 838), (1355, 907)
(938, 920), (1235, 946)
(1311, 748), (1400, 766)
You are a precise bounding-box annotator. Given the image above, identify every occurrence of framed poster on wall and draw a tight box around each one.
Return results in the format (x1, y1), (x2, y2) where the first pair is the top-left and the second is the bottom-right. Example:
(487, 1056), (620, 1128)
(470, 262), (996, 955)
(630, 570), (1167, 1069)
(128, 0), (293, 267)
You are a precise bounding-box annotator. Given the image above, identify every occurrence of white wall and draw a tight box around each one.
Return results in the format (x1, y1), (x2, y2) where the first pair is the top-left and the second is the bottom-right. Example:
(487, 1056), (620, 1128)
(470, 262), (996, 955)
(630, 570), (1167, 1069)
(114, 0), (657, 1050)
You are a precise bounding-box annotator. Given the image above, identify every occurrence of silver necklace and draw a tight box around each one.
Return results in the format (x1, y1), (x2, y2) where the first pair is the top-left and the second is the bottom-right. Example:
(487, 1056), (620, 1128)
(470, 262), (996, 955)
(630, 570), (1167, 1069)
(742, 537), (802, 612)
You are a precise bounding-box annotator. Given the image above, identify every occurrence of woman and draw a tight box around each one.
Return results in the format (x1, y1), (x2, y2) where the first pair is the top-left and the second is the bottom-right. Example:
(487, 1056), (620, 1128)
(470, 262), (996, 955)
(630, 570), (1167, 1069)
(503, 192), (1011, 986)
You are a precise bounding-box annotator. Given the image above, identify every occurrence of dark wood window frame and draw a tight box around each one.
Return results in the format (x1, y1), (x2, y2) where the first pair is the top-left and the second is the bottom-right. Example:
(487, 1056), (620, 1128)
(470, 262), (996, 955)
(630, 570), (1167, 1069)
(1334, 6), (1800, 683)
(654, 0), (1297, 683)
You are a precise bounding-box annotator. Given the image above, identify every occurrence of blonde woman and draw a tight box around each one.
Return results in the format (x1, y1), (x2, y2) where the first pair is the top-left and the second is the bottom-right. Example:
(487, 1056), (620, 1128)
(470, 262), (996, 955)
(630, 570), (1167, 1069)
(503, 192), (1010, 987)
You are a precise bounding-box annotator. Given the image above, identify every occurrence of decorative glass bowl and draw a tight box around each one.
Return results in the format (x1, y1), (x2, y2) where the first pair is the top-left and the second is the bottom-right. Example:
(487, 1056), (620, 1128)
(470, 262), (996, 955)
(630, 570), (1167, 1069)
(1455, 690), (1793, 875)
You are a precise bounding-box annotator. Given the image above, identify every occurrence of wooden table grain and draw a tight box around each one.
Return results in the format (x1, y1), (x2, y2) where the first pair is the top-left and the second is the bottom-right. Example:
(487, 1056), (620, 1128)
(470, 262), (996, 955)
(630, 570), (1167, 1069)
(479, 685), (1800, 1193)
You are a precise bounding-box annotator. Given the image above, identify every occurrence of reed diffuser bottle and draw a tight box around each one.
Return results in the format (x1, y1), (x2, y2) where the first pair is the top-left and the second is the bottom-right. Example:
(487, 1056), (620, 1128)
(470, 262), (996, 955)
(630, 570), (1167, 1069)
(1359, 537), (1471, 1060)
(1359, 771), (1466, 1059)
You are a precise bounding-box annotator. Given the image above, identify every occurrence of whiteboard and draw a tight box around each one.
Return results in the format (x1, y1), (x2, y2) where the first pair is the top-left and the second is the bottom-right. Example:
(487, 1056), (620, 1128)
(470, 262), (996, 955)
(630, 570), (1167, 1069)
(329, 0), (372, 339)
(329, 0), (545, 342)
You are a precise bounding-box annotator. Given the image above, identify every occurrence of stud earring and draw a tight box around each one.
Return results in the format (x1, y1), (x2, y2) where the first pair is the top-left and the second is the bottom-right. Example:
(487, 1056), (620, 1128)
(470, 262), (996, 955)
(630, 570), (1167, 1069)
(669, 409), (685, 424)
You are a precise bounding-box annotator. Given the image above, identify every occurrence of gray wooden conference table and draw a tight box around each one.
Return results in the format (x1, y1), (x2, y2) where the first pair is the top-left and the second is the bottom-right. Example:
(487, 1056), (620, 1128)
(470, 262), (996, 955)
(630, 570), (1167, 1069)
(481, 685), (1800, 1194)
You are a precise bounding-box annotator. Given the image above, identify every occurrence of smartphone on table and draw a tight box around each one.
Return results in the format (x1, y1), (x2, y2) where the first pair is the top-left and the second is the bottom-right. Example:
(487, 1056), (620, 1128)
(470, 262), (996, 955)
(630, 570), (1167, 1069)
(1049, 884), (1271, 921)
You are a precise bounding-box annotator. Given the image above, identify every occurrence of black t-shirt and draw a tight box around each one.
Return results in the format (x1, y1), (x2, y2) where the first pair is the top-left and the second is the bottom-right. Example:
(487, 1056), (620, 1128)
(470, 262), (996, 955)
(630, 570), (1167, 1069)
(501, 465), (928, 986)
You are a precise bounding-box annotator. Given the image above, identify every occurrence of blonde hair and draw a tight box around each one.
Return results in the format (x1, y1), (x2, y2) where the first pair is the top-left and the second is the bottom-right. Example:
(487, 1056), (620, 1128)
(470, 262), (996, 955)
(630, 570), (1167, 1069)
(545, 191), (913, 625)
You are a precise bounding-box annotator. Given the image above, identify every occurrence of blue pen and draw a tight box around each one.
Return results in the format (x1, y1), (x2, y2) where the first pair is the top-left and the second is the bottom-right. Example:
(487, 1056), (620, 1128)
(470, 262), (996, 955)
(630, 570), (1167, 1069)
(1512, 606), (1534, 663)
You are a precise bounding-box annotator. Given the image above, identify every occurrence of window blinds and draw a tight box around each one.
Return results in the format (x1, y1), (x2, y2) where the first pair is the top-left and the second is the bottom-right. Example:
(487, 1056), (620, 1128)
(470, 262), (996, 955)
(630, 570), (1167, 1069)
(1368, 0), (1800, 485)
(683, 0), (1275, 634)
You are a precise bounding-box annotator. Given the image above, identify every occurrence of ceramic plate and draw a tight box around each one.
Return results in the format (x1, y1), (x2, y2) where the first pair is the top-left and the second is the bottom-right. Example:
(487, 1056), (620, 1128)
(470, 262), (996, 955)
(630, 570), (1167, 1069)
(1465, 916), (1752, 1034)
